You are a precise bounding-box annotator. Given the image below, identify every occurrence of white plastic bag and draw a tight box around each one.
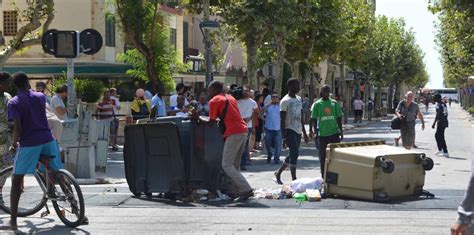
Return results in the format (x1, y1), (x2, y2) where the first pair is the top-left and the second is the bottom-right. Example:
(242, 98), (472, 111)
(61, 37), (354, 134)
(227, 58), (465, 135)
(290, 178), (324, 193)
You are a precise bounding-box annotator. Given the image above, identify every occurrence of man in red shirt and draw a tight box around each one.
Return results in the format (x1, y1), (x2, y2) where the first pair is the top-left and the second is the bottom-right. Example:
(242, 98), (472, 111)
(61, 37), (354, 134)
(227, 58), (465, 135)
(193, 81), (253, 202)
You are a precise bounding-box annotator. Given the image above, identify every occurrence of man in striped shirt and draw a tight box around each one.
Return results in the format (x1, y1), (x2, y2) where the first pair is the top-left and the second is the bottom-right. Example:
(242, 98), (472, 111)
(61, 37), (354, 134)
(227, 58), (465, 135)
(96, 90), (114, 120)
(96, 90), (119, 150)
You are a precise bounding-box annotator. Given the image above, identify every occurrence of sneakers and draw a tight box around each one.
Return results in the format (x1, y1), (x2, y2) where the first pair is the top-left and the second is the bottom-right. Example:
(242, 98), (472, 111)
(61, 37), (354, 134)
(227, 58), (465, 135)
(435, 151), (449, 157)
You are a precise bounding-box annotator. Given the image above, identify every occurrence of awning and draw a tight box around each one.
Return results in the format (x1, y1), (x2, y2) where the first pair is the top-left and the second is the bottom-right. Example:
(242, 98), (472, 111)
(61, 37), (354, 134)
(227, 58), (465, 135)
(3, 63), (133, 78)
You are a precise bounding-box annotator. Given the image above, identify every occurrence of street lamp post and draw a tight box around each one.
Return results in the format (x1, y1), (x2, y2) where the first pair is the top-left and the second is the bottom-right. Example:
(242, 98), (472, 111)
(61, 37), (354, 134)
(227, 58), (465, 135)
(199, 20), (220, 90)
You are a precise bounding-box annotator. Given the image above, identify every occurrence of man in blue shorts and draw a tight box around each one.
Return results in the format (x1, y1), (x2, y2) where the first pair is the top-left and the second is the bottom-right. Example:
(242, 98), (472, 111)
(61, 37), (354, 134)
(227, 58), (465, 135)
(6, 72), (63, 229)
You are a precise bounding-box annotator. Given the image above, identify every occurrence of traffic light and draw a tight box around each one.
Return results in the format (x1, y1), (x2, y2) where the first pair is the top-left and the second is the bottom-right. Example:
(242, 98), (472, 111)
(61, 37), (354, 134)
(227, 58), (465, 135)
(42, 29), (102, 58)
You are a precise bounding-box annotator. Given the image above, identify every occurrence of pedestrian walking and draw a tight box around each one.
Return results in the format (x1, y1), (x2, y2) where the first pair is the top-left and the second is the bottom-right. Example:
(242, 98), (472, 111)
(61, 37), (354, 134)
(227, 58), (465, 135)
(0, 72), (13, 169)
(237, 87), (258, 170)
(367, 97), (374, 121)
(337, 95), (348, 124)
(392, 97), (399, 113)
(264, 92), (282, 164)
(109, 88), (121, 150)
(274, 78), (309, 184)
(51, 85), (68, 120)
(424, 97), (430, 113)
(309, 85), (343, 178)
(131, 88), (151, 121)
(395, 91), (425, 150)
(6, 72), (64, 230)
(353, 96), (364, 123)
(432, 94), (449, 157)
(448, 97), (452, 107)
(192, 81), (253, 202)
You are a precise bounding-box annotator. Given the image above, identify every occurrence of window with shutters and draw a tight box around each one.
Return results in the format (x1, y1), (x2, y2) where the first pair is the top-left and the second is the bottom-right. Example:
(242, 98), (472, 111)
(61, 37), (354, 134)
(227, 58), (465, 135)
(3, 11), (18, 36)
(105, 13), (115, 47)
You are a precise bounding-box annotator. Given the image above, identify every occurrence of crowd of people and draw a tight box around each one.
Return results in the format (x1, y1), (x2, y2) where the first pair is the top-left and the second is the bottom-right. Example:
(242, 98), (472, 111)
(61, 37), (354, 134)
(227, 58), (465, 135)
(0, 71), (470, 233)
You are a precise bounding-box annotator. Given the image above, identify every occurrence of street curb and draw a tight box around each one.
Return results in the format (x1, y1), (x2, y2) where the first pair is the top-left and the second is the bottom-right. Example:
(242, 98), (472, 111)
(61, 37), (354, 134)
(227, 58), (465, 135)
(76, 177), (122, 185)
(342, 118), (385, 131)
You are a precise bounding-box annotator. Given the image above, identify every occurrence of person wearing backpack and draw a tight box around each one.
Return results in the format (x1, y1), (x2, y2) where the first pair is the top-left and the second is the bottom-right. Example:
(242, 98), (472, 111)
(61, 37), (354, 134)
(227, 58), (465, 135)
(131, 88), (151, 121)
(367, 97), (374, 121)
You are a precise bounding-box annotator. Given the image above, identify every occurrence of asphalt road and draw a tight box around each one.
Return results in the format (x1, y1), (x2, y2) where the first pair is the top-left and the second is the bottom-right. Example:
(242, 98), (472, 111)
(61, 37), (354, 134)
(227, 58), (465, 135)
(0, 103), (472, 234)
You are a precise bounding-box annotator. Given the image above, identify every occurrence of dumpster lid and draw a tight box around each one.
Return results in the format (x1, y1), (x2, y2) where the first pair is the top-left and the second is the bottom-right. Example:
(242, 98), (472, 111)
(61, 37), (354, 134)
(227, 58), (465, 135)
(333, 144), (421, 158)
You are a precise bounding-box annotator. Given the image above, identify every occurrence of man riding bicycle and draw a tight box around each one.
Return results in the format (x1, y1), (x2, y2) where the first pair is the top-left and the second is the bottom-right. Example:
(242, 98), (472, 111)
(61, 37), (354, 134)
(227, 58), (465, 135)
(5, 72), (64, 230)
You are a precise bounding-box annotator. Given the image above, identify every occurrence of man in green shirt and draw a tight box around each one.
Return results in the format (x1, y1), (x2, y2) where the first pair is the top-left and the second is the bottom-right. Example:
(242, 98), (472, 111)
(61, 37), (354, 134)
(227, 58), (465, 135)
(309, 85), (343, 178)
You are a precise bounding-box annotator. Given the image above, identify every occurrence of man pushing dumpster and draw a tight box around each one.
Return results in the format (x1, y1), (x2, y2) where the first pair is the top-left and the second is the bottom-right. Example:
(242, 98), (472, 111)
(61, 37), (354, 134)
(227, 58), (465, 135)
(192, 81), (254, 202)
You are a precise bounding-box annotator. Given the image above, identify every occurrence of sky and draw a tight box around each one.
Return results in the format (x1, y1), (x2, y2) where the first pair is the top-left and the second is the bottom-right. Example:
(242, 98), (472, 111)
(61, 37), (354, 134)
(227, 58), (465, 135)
(376, 0), (444, 88)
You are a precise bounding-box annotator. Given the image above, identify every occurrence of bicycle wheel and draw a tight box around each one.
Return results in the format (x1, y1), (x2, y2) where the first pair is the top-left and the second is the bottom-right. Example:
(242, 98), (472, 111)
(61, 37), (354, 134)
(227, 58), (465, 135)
(0, 166), (47, 217)
(51, 169), (85, 228)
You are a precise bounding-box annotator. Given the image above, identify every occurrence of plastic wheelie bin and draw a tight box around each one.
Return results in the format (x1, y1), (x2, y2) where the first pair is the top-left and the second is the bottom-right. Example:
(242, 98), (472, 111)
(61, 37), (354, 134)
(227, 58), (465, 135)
(123, 122), (186, 197)
(190, 120), (232, 190)
(154, 116), (192, 181)
(324, 140), (434, 202)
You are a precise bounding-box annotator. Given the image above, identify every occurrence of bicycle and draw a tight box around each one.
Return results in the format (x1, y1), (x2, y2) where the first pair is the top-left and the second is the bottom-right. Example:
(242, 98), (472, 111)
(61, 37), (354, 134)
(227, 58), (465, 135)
(0, 155), (85, 228)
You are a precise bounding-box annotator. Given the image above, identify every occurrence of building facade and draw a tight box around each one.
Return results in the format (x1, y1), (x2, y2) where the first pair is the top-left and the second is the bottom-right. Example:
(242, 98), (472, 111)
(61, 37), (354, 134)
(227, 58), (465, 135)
(0, 0), (129, 82)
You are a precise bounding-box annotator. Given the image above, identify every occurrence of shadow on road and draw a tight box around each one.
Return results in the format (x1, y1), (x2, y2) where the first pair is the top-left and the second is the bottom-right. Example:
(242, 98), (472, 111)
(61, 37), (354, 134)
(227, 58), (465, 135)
(130, 195), (269, 208)
(0, 216), (90, 235)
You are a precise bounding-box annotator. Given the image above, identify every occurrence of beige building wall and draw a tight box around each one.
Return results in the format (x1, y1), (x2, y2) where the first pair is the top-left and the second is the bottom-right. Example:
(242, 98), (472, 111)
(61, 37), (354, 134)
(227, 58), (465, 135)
(0, 0), (123, 65)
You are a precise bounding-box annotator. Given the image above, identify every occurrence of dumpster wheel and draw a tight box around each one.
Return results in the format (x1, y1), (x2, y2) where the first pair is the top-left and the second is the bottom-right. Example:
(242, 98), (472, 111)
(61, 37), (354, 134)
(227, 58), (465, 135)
(422, 157), (434, 171)
(381, 159), (395, 174)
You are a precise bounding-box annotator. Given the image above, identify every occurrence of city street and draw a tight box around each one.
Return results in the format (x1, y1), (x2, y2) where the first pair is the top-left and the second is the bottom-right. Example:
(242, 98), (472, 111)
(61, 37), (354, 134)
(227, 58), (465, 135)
(0, 103), (471, 234)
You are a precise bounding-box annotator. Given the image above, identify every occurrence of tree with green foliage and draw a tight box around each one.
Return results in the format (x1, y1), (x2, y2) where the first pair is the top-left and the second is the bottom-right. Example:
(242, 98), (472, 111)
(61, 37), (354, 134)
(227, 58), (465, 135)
(364, 16), (428, 109)
(218, 2), (271, 89)
(285, 0), (345, 80)
(429, 0), (473, 87)
(115, 0), (184, 93)
(0, 0), (55, 69)
(52, 76), (104, 103)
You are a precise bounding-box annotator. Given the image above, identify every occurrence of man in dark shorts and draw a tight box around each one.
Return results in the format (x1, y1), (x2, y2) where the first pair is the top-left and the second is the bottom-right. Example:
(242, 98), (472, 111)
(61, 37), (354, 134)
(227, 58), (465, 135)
(6, 72), (64, 229)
